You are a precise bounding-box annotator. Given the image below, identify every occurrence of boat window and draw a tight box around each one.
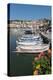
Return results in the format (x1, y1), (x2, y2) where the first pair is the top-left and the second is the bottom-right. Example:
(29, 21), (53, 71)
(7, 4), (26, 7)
(25, 30), (32, 34)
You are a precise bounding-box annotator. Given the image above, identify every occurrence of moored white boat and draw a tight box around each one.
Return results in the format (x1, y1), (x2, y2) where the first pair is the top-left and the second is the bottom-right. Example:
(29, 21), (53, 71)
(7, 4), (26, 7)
(16, 34), (49, 53)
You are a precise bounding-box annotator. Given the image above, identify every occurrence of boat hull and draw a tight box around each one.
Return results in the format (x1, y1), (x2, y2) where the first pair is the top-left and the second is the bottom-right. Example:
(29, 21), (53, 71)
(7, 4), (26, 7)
(16, 44), (49, 53)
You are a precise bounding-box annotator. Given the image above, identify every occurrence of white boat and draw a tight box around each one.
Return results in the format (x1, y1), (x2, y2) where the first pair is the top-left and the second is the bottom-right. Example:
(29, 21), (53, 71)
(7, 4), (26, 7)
(16, 34), (49, 53)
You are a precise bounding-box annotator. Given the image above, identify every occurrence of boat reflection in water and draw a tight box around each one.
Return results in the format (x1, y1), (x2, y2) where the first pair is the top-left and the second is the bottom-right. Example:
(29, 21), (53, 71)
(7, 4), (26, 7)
(16, 30), (49, 53)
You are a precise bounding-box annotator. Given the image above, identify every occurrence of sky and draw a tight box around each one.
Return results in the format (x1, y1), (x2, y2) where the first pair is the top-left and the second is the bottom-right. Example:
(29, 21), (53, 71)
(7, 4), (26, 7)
(8, 4), (51, 20)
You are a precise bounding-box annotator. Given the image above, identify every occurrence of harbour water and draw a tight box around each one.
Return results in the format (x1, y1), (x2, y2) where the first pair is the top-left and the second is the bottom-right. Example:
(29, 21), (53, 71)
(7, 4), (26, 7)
(9, 28), (33, 76)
